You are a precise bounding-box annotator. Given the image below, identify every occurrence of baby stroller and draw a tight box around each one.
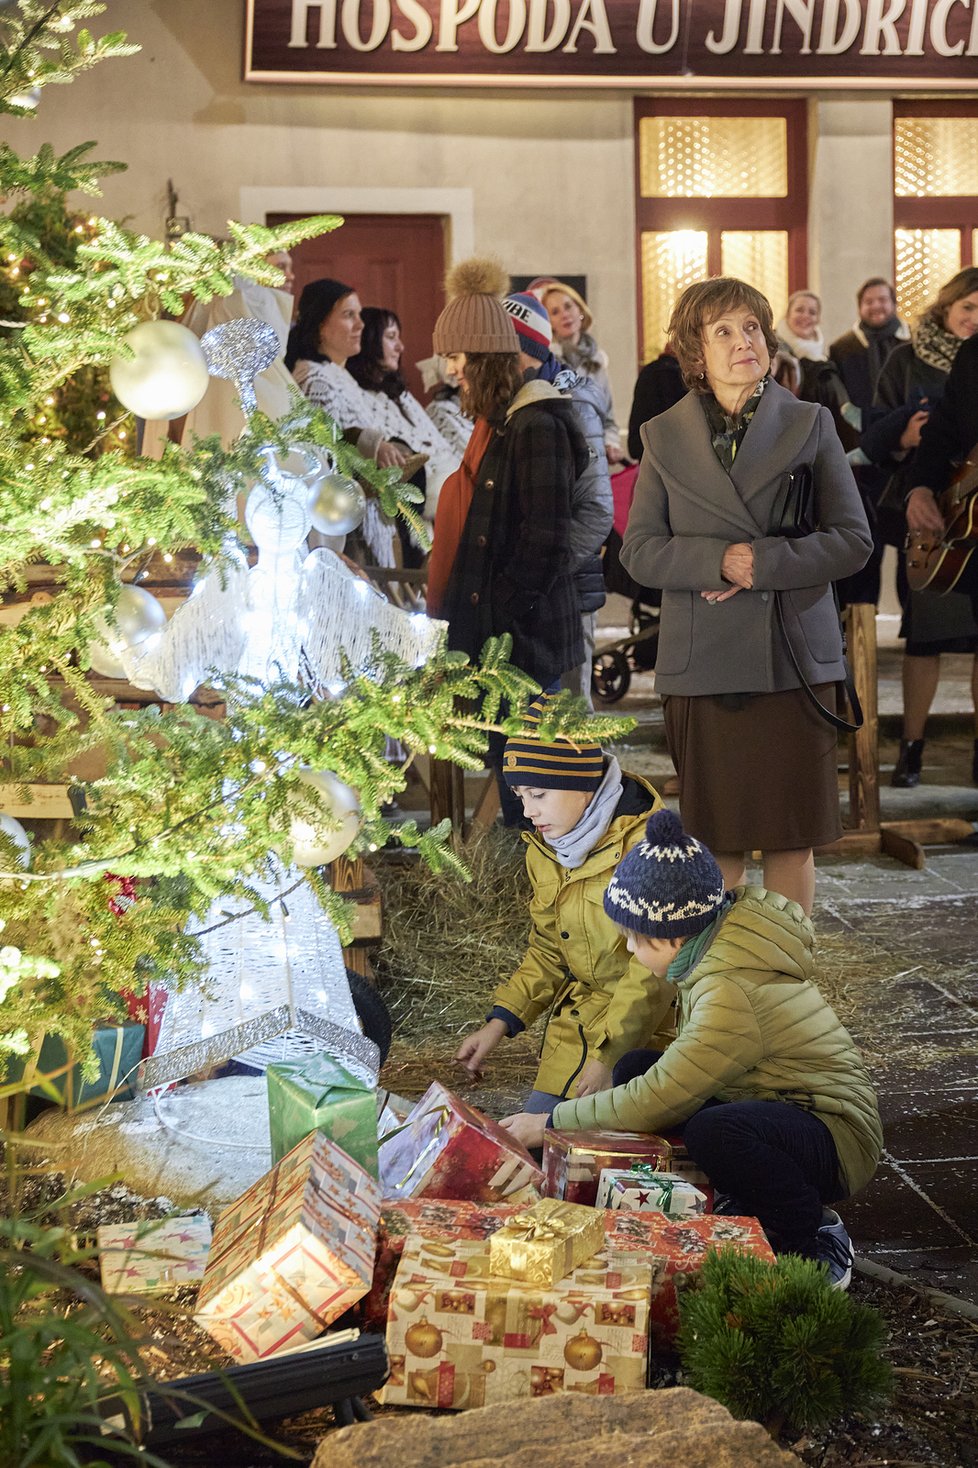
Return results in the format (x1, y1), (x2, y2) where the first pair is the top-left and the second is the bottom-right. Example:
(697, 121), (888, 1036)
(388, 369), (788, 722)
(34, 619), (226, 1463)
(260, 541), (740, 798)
(592, 466), (661, 705)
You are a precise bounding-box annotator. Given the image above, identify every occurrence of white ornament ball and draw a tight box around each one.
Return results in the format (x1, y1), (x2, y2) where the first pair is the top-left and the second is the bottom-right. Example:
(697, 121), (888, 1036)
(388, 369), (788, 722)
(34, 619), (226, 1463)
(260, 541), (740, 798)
(308, 473), (366, 537)
(0, 814), (30, 869)
(288, 767), (361, 868)
(109, 320), (210, 421)
(89, 585), (168, 679)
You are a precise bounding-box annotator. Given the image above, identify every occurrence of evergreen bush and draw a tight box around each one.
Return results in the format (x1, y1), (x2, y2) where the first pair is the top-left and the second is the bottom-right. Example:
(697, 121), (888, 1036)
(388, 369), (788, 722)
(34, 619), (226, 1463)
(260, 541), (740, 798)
(676, 1246), (893, 1434)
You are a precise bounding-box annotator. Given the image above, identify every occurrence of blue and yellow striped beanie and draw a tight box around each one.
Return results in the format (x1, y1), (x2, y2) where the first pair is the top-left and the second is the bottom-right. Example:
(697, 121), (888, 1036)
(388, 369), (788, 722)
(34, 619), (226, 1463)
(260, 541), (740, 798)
(502, 691), (604, 792)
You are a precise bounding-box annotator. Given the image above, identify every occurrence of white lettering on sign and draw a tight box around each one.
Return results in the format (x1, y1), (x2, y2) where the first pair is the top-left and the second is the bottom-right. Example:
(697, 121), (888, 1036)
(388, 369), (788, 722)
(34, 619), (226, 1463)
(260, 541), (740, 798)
(282, 0), (978, 58)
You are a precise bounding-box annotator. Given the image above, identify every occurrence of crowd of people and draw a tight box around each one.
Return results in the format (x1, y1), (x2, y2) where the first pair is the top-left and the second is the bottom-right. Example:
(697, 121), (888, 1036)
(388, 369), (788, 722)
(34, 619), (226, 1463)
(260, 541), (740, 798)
(188, 246), (978, 1288)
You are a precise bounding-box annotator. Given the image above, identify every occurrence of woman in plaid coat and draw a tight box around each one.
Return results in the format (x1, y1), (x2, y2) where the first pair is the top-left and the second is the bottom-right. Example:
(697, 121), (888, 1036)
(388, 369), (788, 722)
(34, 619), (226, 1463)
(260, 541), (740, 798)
(428, 259), (589, 689)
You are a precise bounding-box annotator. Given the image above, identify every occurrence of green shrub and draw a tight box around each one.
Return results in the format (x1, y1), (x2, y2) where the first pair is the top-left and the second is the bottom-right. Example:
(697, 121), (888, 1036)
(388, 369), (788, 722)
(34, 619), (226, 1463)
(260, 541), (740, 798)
(677, 1246), (893, 1433)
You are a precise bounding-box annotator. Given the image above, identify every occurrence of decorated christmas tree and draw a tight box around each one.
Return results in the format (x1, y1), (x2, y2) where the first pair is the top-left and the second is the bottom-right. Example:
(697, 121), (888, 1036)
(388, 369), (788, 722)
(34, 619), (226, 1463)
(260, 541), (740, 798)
(0, 2), (626, 1086)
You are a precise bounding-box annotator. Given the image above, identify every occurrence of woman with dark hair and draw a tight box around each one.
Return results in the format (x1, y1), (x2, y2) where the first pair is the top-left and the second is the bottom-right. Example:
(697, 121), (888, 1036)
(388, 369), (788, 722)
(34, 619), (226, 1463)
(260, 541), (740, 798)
(285, 279), (407, 473)
(860, 266), (978, 787)
(346, 306), (459, 518)
(622, 277), (872, 914)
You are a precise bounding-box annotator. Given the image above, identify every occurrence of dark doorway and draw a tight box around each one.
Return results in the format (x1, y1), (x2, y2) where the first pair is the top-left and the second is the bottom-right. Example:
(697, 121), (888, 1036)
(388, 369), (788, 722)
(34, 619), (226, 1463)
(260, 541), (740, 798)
(268, 212), (448, 401)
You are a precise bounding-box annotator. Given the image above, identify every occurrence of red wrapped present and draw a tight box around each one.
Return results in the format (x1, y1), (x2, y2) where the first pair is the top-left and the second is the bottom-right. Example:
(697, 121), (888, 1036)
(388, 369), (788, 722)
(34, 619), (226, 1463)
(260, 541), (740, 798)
(381, 1234), (652, 1409)
(359, 1198), (527, 1334)
(195, 1132), (380, 1362)
(378, 1082), (544, 1205)
(601, 1211), (775, 1348)
(542, 1128), (672, 1205)
(120, 983), (168, 1058)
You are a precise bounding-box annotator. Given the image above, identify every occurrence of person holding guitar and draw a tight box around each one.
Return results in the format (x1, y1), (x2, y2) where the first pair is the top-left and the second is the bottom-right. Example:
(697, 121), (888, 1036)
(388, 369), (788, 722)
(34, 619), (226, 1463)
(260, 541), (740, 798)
(902, 321), (978, 789)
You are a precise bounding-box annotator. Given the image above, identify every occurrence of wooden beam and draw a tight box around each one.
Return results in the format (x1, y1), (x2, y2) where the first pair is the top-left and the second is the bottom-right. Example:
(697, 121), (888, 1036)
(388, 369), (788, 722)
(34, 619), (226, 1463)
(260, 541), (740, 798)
(845, 603), (880, 834)
(0, 783), (74, 819)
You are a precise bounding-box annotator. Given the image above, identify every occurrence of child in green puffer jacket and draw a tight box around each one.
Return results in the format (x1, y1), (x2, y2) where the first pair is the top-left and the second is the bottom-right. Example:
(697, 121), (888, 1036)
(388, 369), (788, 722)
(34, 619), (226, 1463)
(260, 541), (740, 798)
(501, 807), (883, 1288)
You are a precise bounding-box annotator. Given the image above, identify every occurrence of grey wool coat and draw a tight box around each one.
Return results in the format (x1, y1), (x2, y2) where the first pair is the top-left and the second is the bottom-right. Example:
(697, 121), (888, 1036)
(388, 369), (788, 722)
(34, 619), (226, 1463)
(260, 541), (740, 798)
(621, 381), (873, 696)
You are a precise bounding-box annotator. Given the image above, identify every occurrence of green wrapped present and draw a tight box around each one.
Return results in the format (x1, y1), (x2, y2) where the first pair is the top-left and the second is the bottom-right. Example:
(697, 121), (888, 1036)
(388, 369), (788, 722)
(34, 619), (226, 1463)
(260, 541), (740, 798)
(266, 1053), (378, 1173)
(3, 1024), (145, 1109)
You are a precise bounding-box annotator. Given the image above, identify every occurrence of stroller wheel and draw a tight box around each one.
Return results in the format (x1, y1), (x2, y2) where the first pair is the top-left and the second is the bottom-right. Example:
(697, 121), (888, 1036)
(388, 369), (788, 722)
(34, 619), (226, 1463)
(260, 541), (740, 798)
(592, 649), (631, 704)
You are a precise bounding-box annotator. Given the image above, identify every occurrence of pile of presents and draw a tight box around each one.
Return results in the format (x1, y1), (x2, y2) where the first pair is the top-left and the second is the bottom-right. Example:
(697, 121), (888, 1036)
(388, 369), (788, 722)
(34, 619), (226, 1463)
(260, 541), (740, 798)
(97, 1055), (776, 1409)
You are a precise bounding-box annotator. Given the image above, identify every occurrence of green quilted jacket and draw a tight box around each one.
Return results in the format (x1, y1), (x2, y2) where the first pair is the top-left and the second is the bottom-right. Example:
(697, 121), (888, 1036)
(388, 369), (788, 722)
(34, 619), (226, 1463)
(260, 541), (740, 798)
(551, 886), (883, 1196)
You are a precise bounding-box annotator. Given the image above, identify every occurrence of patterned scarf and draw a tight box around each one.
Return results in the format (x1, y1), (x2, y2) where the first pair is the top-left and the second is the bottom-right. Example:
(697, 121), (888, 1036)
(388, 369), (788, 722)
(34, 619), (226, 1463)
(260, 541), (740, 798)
(912, 313), (964, 376)
(702, 379), (767, 472)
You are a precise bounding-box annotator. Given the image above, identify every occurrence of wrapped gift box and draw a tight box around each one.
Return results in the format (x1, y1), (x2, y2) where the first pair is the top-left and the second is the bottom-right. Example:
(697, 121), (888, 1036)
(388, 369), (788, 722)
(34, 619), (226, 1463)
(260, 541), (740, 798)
(378, 1082), (543, 1204)
(4, 1024), (145, 1109)
(595, 1166), (708, 1219)
(381, 1234), (653, 1408)
(266, 1052), (378, 1172)
(601, 1211), (775, 1347)
(195, 1133), (380, 1362)
(542, 1129), (672, 1205)
(489, 1199), (606, 1288)
(97, 1215), (212, 1294)
(360, 1199), (527, 1334)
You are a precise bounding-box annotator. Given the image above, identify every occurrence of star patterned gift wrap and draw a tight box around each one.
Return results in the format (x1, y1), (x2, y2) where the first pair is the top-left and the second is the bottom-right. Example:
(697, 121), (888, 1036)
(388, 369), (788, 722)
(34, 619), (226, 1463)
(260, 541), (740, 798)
(97, 1216), (212, 1294)
(195, 1132), (380, 1362)
(595, 1167), (708, 1220)
(378, 1082), (544, 1204)
(601, 1211), (775, 1348)
(359, 1199), (528, 1334)
(381, 1234), (653, 1409)
(488, 1198), (606, 1288)
(266, 1051), (379, 1172)
(542, 1128), (672, 1206)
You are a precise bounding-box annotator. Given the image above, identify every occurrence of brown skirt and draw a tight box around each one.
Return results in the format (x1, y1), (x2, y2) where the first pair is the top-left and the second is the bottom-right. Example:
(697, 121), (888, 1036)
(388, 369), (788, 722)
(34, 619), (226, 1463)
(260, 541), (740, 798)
(662, 686), (842, 853)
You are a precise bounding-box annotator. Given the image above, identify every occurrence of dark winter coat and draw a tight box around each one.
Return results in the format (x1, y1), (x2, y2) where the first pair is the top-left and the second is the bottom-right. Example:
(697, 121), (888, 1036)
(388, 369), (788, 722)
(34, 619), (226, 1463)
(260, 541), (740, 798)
(440, 381), (589, 685)
(627, 353), (687, 460)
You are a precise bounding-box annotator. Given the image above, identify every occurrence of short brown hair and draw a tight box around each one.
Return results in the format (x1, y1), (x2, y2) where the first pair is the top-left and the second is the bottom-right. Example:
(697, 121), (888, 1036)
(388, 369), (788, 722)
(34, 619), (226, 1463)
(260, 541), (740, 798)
(923, 266), (978, 330)
(667, 278), (779, 392)
(460, 351), (523, 421)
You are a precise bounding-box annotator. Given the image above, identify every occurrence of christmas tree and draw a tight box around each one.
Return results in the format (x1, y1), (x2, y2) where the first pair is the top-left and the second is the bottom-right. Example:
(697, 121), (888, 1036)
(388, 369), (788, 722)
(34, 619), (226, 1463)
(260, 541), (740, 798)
(0, 2), (628, 1083)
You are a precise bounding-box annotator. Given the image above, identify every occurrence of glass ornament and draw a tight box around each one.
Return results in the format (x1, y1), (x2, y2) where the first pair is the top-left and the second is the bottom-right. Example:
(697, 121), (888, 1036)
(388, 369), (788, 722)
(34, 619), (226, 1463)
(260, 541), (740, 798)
(89, 585), (168, 679)
(109, 320), (210, 422)
(308, 473), (366, 536)
(288, 767), (361, 868)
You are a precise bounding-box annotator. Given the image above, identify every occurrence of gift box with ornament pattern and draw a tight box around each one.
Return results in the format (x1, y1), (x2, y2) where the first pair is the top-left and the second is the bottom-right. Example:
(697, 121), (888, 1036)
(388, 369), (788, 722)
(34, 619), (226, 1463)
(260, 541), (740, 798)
(379, 1082), (543, 1204)
(195, 1132), (380, 1362)
(381, 1234), (653, 1409)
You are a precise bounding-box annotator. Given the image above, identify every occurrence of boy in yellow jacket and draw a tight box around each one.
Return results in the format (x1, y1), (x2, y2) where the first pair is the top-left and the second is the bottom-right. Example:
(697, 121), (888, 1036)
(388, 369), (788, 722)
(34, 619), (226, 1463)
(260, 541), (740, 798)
(501, 808), (883, 1288)
(456, 692), (674, 1113)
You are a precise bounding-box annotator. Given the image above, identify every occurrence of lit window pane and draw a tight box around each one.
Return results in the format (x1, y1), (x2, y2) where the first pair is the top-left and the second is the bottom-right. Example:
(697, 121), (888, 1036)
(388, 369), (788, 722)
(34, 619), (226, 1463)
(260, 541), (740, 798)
(895, 229), (961, 323)
(639, 117), (788, 198)
(895, 118), (978, 197)
(641, 231), (708, 359)
(720, 232), (789, 314)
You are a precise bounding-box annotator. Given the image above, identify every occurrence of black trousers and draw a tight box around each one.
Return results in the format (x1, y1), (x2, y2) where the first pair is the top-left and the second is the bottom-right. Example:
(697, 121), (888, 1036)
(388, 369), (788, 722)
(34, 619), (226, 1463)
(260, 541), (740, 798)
(612, 1050), (846, 1256)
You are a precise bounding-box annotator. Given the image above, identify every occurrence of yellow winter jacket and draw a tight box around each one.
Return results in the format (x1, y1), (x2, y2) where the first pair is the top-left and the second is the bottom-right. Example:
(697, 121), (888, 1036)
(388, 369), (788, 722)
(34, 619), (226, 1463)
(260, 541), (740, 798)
(491, 773), (675, 1098)
(551, 887), (883, 1197)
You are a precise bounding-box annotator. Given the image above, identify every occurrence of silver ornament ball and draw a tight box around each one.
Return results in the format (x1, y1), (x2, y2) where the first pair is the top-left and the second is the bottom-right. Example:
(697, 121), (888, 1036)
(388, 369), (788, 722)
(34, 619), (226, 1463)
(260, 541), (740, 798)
(288, 767), (361, 868)
(89, 585), (168, 679)
(308, 473), (366, 537)
(109, 320), (210, 422)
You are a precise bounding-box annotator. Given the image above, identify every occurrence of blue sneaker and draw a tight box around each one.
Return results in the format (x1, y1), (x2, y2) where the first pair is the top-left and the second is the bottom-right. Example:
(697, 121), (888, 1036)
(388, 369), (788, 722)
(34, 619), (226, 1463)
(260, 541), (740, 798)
(817, 1209), (854, 1290)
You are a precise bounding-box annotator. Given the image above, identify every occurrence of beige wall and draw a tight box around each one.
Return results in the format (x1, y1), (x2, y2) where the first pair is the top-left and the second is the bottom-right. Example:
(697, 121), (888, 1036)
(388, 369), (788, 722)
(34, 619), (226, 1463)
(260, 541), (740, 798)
(3, 0), (898, 415)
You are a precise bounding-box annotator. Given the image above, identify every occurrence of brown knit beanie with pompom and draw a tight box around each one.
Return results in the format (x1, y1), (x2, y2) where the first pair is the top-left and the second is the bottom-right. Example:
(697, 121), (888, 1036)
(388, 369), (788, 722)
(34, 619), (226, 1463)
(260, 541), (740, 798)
(432, 257), (519, 355)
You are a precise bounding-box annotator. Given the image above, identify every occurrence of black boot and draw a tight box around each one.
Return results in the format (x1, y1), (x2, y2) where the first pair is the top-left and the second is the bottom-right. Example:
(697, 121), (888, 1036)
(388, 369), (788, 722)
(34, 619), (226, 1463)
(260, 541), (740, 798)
(892, 738), (924, 788)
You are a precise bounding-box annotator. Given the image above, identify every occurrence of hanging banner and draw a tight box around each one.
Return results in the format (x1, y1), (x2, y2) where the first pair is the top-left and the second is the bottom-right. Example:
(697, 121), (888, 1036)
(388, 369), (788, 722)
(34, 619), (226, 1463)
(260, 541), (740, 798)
(245, 0), (978, 85)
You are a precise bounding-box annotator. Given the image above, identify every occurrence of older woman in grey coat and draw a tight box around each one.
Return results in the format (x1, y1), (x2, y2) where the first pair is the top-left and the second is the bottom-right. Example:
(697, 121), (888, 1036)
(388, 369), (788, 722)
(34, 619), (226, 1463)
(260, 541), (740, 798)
(622, 278), (872, 914)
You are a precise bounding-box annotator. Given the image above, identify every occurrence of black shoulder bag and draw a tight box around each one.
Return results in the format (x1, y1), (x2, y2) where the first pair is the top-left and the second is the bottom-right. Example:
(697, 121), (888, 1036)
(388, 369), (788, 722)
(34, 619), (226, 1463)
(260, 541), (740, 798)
(771, 464), (864, 733)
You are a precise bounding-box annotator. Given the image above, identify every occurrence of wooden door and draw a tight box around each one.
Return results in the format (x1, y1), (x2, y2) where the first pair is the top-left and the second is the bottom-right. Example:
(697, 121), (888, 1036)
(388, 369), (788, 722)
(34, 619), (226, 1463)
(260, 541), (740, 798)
(268, 212), (447, 401)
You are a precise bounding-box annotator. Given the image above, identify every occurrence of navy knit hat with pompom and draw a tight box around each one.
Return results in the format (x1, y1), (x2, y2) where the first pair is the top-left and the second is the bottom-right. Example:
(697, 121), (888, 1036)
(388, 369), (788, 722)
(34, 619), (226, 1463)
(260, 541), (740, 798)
(603, 808), (726, 938)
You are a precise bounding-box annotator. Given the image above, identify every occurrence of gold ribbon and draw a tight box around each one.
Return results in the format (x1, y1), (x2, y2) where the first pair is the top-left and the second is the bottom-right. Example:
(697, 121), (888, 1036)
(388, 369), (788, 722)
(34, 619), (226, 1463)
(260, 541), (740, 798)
(493, 1210), (574, 1277)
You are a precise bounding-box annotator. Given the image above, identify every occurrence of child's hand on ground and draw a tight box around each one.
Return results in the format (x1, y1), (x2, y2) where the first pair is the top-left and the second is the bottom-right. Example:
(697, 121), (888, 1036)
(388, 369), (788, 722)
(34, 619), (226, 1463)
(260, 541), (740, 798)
(499, 1111), (548, 1149)
(455, 1018), (508, 1078)
(574, 1059), (612, 1098)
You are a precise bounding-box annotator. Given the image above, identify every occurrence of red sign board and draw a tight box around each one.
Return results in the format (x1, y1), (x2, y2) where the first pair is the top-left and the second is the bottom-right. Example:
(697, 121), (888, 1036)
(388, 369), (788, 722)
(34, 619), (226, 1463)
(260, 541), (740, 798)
(245, 0), (978, 85)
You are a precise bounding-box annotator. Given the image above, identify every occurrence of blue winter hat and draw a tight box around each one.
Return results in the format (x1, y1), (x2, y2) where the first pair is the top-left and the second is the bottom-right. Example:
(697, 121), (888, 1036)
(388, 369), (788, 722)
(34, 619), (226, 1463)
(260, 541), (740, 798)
(603, 808), (726, 938)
